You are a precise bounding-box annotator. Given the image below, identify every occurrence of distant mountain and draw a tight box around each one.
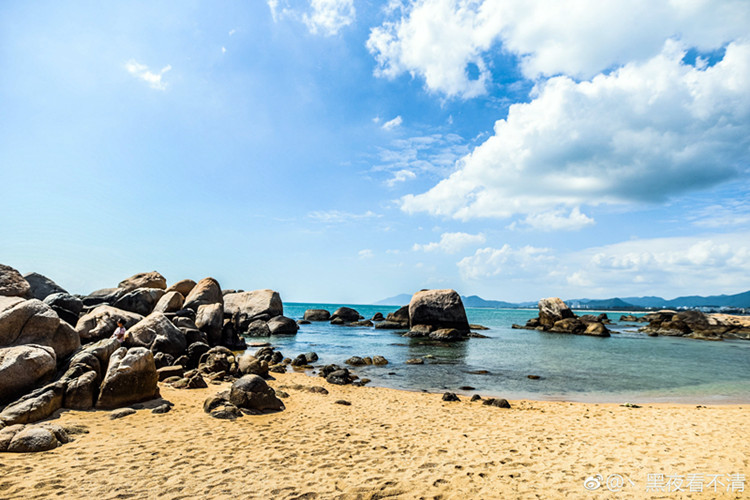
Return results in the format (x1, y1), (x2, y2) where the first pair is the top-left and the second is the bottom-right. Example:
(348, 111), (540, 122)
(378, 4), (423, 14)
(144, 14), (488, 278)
(461, 295), (519, 308)
(373, 293), (413, 306)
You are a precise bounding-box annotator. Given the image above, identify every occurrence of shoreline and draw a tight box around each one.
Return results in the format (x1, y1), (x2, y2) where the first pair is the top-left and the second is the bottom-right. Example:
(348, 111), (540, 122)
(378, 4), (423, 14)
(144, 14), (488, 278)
(2, 371), (747, 499)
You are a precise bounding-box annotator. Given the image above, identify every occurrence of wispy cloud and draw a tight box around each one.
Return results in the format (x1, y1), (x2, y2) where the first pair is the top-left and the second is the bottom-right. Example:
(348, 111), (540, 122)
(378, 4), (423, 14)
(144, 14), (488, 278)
(414, 232), (486, 254)
(268, 0), (355, 36)
(307, 209), (380, 224)
(358, 249), (374, 259)
(381, 115), (402, 130)
(125, 60), (171, 90)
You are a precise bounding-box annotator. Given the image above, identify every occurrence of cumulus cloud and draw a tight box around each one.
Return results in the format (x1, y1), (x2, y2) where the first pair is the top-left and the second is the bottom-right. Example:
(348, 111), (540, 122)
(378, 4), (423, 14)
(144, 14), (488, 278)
(509, 207), (595, 232)
(367, 0), (750, 97)
(458, 244), (554, 280)
(401, 41), (750, 222)
(267, 0), (355, 35)
(386, 169), (417, 187)
(125, 60), (171, 90)
(414, 232), (486, 254)
(381, 115), (403, 130)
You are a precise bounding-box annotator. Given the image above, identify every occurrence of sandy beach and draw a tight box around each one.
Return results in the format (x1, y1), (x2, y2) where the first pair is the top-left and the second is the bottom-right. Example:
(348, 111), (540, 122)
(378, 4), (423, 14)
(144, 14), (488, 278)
(1, 372), (747, 500)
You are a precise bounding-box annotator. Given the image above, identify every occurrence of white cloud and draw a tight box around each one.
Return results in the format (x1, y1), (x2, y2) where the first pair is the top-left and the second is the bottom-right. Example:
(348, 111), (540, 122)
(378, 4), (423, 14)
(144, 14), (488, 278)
(414, 231), (486, 254)
(304, 0), (355, 36)
(125, 60), (171, 90)
(509, 207), (595, 232)
(381, 115), (403, 130)
(367, 0), (750, 97)
(358, 249), (374, 259)
(401, 41), (750, 223)
(307, 209), (380, 224)
(458, 244), (554, 280)
(386, 169), (416, 187)
(221, 47), (227, 54)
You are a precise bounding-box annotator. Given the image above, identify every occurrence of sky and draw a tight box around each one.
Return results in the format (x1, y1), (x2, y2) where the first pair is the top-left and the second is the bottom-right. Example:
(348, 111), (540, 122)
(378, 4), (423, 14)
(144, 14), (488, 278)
(1, 0), (749, 304)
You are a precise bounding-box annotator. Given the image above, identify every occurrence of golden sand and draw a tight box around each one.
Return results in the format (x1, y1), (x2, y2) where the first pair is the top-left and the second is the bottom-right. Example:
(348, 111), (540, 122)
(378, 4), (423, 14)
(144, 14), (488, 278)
(1, 372), (747, 499)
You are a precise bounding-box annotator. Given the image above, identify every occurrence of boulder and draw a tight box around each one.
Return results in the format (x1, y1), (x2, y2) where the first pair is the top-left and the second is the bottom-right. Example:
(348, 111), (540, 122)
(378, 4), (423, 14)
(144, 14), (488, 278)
(483, 398), (511, 408)
(538, 297), (576, 328)
(372, 355), (388, 365)
(429, 328), (466, 341)
(371, 312), (384, 321)
(384, 306), (409, 326)
(408, 290), (469, 332)
(82, 288), (123, 308)
(267, 316), (299, 335)
(326, 369), (353, 385)
(0, 382), (64, 426)
(583, 322), (611, 337)
(550, 318), (586, 334)
(303, 309), (331, 321)
(375, 320), (409, 330)
(187, 342), (210, 369)
(0, 264), (30, 298)
(63, 370), (98, 410)
(44, 292), (83, 324)
(118, 271), (167, 292)
(237, 354), (269, 377)
(224, 290), (284, 331)
(166, 279), (197, 297)
(199, 346), (235, 375)
(0, 298), (80, 359)
(228, 375), (285, 413)
(331, 307), (361, 323)
(153, 352), (175, 369)
(79, 338), (120, 373)
(442, 392), (460, 402)
(126, 312), (187, 358)
(245, 320), (272, 337)
(345, 356), (367, 366)
(7, 426), (60, 452)
(23, 272), (67, 300)
(113, 288), (165, 316)
(152, 291), (184, 314)
(182, 277), (223, 311)
(195, 303), (224, 346)
(75, 306), (143, 343)
(0, 345), (57, 404)
(221, 321), (247, 350)
(96, 347), (159, 410)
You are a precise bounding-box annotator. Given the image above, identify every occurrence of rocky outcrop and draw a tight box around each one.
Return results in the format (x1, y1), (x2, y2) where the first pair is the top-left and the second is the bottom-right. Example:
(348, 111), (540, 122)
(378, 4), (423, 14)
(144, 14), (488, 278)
(152, 291), (184, 314)
(224, 290), (283, 333)
(166, 279), (197, 297)
(23, 272), (67, 300)
(81, 287), (123, 308)
(96, 347), (159, 410)
(76, 305), (143, 343)
(43, 293), (83, 326)
(0, 345), (56, 404)
(0, 382), (64, 426)
(331, 307), (362, 323)
(0, 298), (80, 359)
(639, 310), (750, 340)
(375, 305), (410, 330)
(267, 315), (298, 335)
(0, 422), (76, 453)
(126, 312), (187, 358)
(513, 298), (610, 337)
(407, 290), (470, 337)
(0, 264), (30, 298)
(112, 288), (165, 316)
(118, 272), (167, 292)
(229, 375), (285, 414)
(537, 297), (576, 328)
(303, 309), (330, 321)
(182, 278), (223, 311)
(195, 303), (223, 346)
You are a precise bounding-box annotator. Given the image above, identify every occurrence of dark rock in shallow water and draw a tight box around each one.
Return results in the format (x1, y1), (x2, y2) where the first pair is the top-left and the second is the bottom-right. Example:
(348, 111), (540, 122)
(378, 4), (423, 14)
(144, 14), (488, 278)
(326, 369), (353, 385)
(442, 392), (460, 402)
(267, 315), (299, 335)
(345, 356), (367, 366)
(527, 375), (541, 380)
(331, 307), (362, 322)
(372, 355), (388, 365)
(405, 358), (424, 365)
(409, 289), (470, 332)
(371, 312), (384, 322)
(303, 309), (331, 321)
(459, 386), (475, 391)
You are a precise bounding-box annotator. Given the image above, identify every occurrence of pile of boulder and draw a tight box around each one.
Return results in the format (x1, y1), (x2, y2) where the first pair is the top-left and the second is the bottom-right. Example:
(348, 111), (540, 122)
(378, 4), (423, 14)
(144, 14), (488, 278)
(637, 310), (750, 340)
(512, 297), (611, 337)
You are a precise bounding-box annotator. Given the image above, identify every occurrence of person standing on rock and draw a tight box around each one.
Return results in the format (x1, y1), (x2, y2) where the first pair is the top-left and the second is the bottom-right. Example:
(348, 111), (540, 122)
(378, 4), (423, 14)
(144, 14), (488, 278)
(113, 318), (127, 343)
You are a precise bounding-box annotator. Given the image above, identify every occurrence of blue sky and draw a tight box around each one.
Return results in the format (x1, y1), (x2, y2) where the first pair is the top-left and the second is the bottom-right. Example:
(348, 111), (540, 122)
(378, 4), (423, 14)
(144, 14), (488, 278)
(1, 0), (749, 304)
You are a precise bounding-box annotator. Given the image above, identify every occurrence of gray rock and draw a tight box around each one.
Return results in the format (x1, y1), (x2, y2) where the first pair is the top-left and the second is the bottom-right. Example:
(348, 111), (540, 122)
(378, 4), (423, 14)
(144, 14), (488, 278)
(0, 299), (80, 359)
(245, 319), (272, 337)
(195, 303), (223, 346)
(442, 392), (460, 402)
(331, 307), (361, 323)
(157, 365), (184, 381)
(345, 356), (367, 366)
(303, 309), (330, 321)
(0, 264), (30, 298)
(118, 272), (167, 292)
(152, 291), (184, 314)
(153, 352), (175, 369)
(82, 287), (124, 308)
(96, 347), (159, 410)
(109, 408), (136, 420)
(238, 354), (269, 377)
(429, 328), (466, 341)
(408, 289), (469, 332)
(126, 311), (187, 358)
(182, 277), (223, 311)
(537, 297), (576, 328)
(229, 375), (285, 413)
(166, 279), (197, 297)
(483, 398), (511, 408)
(23, 272), (67, 300)
(44, 292), (83, 322)
(152, 404), (171, 414)
(75, 305), (143, 343)
(63, 370), (98, 410)
(0, 345), (57, 404)
(113, 287), (165, 316)
(224, 290), (284, 331)
(199, 346), (235, 375)
(406, 358), (424, 365)
(187, 342), (210, 369)
(0, 424), (25, 451)
(267, 315), (299, 335)
(0, 382), (64, 426)
(326, 369), (353, 385)
(372, 356), (388, 365)
(7, 426), (59, 452)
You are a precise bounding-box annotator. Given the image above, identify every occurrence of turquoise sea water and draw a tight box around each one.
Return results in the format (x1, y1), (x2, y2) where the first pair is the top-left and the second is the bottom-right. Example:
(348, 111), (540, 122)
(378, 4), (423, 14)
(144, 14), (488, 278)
(254, 303), (750, 404)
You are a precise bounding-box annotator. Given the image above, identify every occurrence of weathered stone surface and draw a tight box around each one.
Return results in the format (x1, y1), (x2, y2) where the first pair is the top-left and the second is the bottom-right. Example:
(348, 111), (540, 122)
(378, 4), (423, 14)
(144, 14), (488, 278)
(345, 356), (367, 366)
(82, 288), (124, 307)
(326, 369), (353, 385)
(303, 309), (330, 321)
(109, 408), (136, 420)
(409, 290), (470, 332)
(113, 288), (165, 316)
(153, 291), (184, 314)
(229, 375), (284, 413)
(0, 382), (64, 426)
(126, 312), (187, 358)
(166, 279), (197, 297)
(429, 328), (466, 341)
(245, 319), (272, 337)
(267, 316), (299, 335)
(538, 297), (576, 329)
(44, 292), (83, 321)
(199, 346), (235, 375)
(238, 354), (269, 377)
(96, 347), (159, 410)
(63, 370), (98, 410)
(0, 345), (56, 404)
(220, 321), (247, 351)
(157, 365), (185, 381)
(7, 426), (59, 452)
(442, 392), (460, 402)
(372, 355), (388, 365)
(23, 272), (67, 300)
(187, 342), (210, 369)
(405, 358), (424, 365)
(583, 322), (611, 337)
(483, 398), (511, 408)
(331, 307), (361, 323)
(0, 264), (30, 298)
(75, 305), (143, 343)
(118, 272), (167, 292)
(182, 278), (223, 311)
(195, 303), (223, 346)
(638, 310), (750, 340)
(224, 290), (284, 332)
(371, 312), (384, 322)
(80, 338), (120, 372)
(0, 298), (80, 359)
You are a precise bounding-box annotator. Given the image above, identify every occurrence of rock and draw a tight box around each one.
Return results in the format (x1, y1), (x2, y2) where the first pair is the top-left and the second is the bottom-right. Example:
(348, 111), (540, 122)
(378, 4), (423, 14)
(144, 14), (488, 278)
(0, 345), (56, 404)
(405, 324), (432, 337)
(549, 318), (586, 334)
(245, 319), (272, 337)
(82, 287), (126, 308)
(63, 370), (98, 410)
(199, 346), (235, 375)
(0, 264), (30, 297)
(187, 342), (210, 369)
(238, 354), (269, 377)
(166, 279), (197, 298)
(152, 291), (184, 314)
(224, 290), (283, 330)
(76, 305), (143, 343)
(185, 373), (208, 389)
(470, 324), (490, 330)
(320, 364), (343, 378)
(408, 290), (470, 332)
(527, 375), (541, 380)
(269, 363), (286, 374)
(113, 287), (165, 316)
(195, 303), (223, 346)
(442, 392), (460, 402)
(307, 386), (329, 394)
(405, 358), (424, 365)
(470, 394), (482, 402)
(429, 328), (466, 341)
(153, 352), (175, 369)
(0, 382), (64, 426)
(297, 319), (310, 325)
(483, 398), (511, 408)
(96, 347), (159, 410)
(345, 356), (367, 366)
(584, 322), (611, 337)
(304, 352), (318, 363)
(80, 338), (120, 373)
(221, 321), (246, 351)
(537, 297), (576, 328)
(152, 404), (172, 414)
(229, 375), (284, 413)
(157, 366), (185, 381)
(303, 309), (330, 321)
(43, 293), (83, 326)
(348, 320), (373, 327)
(267, 316), (299, 335)
(331, 307), (361, 323)
(330, 318), (345, 325)
(118, 272), (167, 292)
(109, 408), (136, 419)
(384, 306), (410, 327)
(7, 426), (60, 452)
(335, 400), (351, 406)
(127, 311), (187, 357)
(291, 354), (309, 367)
(459, 386), (475, 390)
(182, 277), (223, 311)
(23, 272), (67, 300)
(620, 314), (640, 322)
(371, 312), (384, 321)
(0, 425), (25, 451)
(0, 298), (79, 358)
(372, 355), (388, 365)
(210, 403), (243, 420)
(326, 369), (353, 385)
(375, 320), (408, 330)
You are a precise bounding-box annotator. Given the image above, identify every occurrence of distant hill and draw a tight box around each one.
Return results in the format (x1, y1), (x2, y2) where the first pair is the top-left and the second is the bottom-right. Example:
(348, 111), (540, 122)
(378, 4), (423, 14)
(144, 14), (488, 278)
(375, 290), (750, 310)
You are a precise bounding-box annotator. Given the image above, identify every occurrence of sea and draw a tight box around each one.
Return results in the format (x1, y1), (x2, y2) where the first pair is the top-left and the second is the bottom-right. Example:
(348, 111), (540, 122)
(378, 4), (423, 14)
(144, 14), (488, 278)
(251, 303), (750, 404)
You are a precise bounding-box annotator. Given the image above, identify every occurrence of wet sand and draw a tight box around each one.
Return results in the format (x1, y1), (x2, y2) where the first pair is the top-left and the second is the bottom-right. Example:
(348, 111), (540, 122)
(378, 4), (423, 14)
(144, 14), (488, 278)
(1, 372), (747, 499)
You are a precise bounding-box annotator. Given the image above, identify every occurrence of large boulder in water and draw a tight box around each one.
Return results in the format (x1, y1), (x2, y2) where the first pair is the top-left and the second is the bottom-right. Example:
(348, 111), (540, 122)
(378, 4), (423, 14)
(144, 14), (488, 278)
(229, 375), (284, 413)
(183, 278), (223, 311)
(75, 305), (143, 343)
(96, 347), (159, 410)
(0, 264), (30, 298)
(23, 272), (67, 300)
(267, 315), (298, 335)
(408, 290), (469, 332)
(538, 297), (576, 329)
(331, 307), (361, 323)
(0, 345), (57, 404)
(126, 311), (187, 357)
(224, 290), (283, 331)
(118, 271), (167, 292)
(303, 309), (330, 321)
